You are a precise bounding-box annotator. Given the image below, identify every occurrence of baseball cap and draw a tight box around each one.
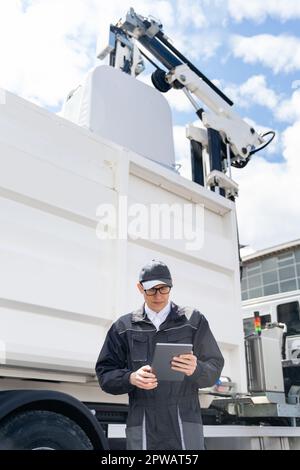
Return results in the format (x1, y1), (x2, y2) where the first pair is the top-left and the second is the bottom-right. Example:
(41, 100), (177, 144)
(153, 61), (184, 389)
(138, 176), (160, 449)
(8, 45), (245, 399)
(139, 260), (173, 290)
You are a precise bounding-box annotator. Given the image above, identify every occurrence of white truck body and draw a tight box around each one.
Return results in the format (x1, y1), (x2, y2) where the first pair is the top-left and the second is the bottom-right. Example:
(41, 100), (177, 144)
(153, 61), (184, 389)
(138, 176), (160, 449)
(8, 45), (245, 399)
(0, 69), (246, 403)
(2, 66), (299, 449)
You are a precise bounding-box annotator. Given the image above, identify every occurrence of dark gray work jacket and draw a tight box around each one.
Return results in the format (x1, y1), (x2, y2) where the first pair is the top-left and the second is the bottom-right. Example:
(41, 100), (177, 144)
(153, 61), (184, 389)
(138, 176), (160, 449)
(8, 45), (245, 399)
(95, 302), (224, 450)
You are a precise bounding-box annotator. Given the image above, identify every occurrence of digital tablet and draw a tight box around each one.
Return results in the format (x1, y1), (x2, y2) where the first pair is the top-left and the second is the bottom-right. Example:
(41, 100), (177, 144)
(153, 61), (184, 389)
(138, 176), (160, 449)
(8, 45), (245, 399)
(151, 343), (193, 382)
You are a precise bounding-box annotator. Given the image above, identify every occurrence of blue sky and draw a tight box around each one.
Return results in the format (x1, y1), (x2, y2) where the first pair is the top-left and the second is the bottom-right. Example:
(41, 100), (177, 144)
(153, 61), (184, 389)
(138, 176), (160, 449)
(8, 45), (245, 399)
(164, 9), (299, 162)
(0, 0), (299, 251)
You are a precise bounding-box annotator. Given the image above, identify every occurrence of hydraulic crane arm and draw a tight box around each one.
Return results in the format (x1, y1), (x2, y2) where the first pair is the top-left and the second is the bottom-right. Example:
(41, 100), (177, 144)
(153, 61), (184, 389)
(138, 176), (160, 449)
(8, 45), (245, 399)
(98, 8), (275, 195)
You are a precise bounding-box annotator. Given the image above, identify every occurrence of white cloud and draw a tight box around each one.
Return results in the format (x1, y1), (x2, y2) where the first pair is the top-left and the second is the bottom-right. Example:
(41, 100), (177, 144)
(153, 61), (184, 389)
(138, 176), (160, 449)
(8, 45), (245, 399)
(276, 89), (300, 123)
(166, 89), (194, 113)
(0, 0), (97, 107)
(164, 29), (222, 62)
(233, 120), (300, 250)
(220, 74), (300, 128)
(0, 0), (224, 108)
(176, 0), (206, 29)
(0, 0), (177, 108)
(228, 0), (300, 23)
(223, 75), (279, 111)
(282, 120), (300, 171)
(231, 34), (300, 74)
(172, 118), (299, 251)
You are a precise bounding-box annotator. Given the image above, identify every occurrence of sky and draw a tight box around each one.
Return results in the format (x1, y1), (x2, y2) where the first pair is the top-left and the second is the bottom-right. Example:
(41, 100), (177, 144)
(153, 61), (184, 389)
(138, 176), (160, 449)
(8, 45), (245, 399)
(0, 0), (299, 252)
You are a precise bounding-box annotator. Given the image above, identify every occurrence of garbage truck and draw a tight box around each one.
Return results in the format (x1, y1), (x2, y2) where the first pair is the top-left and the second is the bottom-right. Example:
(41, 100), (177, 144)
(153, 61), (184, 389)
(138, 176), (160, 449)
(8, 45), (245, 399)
(0, 8), (299, 450)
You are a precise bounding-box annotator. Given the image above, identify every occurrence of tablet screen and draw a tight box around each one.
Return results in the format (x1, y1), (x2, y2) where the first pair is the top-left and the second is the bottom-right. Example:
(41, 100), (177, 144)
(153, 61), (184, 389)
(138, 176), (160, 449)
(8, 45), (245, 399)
(151, 342), (193, 381)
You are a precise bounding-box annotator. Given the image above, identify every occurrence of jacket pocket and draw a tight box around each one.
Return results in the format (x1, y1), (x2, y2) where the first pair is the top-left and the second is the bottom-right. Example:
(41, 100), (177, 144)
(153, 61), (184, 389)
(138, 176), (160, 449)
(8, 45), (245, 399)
(131, 334), (149, 362)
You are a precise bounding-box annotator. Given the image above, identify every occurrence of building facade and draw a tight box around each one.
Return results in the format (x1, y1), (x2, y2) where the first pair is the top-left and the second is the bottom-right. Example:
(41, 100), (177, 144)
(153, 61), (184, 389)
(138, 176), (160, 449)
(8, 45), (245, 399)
(241, 240), (300, 338)
(241, 240), (300, 301)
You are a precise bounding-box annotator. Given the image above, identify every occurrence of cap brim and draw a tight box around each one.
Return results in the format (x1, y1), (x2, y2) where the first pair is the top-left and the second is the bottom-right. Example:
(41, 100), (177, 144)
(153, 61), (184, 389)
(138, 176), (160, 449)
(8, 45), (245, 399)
(142, 280), (171, 290)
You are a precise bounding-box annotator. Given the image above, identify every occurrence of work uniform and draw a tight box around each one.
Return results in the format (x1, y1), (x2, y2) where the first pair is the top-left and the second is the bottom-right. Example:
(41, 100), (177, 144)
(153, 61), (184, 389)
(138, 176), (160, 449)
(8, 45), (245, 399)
(95, 302), (224, 450)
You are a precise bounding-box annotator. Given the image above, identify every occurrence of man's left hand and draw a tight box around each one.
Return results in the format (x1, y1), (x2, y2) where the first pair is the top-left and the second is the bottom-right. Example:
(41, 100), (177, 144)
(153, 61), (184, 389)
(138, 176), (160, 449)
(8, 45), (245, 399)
(171, 353), (197, 376)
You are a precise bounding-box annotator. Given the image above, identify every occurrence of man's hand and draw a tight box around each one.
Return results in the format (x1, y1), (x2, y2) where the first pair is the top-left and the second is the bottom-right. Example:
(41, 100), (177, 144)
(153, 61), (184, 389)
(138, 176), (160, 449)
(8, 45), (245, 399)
(171, 353), (197, 376)
(130, 365), (158, 390)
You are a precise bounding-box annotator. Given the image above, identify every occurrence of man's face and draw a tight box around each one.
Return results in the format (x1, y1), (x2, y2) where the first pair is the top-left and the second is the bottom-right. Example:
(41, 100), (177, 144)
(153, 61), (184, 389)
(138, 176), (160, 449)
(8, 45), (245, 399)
(137, 283), (170, 312)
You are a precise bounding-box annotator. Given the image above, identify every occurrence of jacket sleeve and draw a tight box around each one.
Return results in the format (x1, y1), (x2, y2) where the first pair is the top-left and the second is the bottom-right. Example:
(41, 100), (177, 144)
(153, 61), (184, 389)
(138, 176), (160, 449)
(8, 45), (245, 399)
(188, 313), (224, 389)
(95, 323), (135, 395)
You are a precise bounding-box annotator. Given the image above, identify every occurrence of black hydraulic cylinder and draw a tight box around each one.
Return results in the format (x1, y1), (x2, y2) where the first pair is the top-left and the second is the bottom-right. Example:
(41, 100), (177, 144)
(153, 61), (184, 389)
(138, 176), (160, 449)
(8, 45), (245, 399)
(190, 140), (204, 187)
(156, 31), (233, 106)
(138, 35), (182, 70)
(208, 128), (222, 172)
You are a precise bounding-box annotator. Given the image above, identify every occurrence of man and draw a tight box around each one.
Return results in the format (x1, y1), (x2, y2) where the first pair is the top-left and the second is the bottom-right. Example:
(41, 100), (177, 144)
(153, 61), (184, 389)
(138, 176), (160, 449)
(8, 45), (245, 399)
(95, 260), (224, 450)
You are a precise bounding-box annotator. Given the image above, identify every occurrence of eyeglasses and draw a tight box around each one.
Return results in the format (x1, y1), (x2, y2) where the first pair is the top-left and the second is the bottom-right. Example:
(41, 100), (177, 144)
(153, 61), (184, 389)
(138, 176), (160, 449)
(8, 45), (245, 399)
(144, 286), (171, 296)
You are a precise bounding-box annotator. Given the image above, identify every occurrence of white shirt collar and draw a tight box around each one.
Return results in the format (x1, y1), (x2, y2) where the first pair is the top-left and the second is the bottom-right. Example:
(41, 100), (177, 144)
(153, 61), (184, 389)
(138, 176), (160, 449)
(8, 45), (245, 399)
(145, 302), (171, 330)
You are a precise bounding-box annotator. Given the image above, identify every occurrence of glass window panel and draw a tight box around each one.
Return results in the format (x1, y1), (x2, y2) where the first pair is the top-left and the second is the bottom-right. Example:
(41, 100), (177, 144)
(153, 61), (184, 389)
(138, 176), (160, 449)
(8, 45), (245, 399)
(241, 279), (248, 290)
(296, 264), (300, 277)
(248, 287), (263, 299)
(263, 283), (279, 296)
(278, 252), (295, 267)
(246, 262), (261, 275)
(261, 257), (277, 272)
(248, 275), (262, 289)
(279, 266), (296, 281)
(242, 291), (248, 301)
(247, 266), (261, 275)
(280, 279), (297, 292)
(278, 251), (294, 261)
(263, 270), (278, 285)
(278, 258), (295, 267)
(295, 249), (300, 262)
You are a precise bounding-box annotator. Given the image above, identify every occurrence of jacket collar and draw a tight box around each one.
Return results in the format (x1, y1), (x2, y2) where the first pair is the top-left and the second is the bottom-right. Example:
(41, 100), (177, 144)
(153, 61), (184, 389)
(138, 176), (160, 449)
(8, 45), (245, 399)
(132, 301), (186, 324)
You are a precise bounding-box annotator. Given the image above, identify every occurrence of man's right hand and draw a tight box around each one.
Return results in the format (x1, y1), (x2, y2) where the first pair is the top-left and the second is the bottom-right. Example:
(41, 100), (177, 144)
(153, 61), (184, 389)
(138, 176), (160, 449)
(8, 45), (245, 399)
(130, 365), (158, 390)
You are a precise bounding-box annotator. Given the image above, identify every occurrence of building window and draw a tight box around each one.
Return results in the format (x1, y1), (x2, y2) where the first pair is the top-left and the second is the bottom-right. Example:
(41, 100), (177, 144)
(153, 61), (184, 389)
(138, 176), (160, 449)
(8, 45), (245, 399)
(279, 265), (296, 281)
(263, 270), (278, 284)
(295, 249), (300, 263)
(280, 279), (297, 292)
(242, 291), (248, 301)
(261, 257), (277, 272)
(242, 248), (300, 300)
(248, 287), (263, 299)
(263, 283), (279, 296)
(247, 263), (261, 276)
(248, 274), (262, 289)
(278, 252), (294, 267)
